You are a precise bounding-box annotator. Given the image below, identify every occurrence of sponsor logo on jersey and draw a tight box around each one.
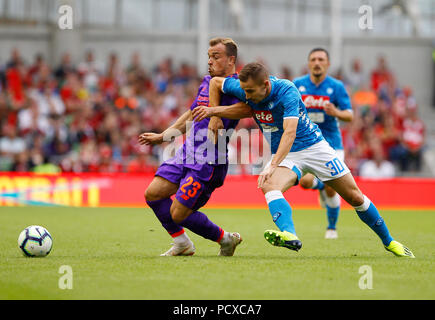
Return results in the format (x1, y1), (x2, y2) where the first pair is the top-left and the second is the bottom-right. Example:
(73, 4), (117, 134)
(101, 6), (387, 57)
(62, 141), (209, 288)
(260, 123), (279, 132)
(302, 95), (330, 110)
(254, 110), (274, 124)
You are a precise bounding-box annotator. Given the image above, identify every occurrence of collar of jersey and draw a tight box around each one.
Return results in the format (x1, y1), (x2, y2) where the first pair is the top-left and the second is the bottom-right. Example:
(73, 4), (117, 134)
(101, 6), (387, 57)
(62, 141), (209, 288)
(228, 73), (238, 79)
(308, 74), (329, 88)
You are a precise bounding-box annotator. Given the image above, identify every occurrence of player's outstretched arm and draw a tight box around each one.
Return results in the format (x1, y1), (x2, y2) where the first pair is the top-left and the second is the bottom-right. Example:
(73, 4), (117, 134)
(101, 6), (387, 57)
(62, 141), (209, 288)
(138, 109), (192, 145)
(193, 76), (252, 121)
(202, 76), (251, 143)
(192, 102), (253, 121)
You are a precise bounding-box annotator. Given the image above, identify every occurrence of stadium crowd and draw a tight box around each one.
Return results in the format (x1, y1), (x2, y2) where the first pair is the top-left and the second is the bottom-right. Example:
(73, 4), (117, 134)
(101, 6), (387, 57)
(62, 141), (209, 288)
(0, 49), (426, 176)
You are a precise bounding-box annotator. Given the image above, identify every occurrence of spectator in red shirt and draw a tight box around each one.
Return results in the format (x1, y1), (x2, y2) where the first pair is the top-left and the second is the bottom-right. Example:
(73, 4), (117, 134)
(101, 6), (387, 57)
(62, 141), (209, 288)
(127, 153), (157, 173)
(370, 55), (395, 93)
(398, 106), (425, 171)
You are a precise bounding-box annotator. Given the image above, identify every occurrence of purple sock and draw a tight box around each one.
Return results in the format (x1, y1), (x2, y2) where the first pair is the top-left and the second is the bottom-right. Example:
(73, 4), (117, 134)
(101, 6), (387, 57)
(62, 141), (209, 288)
(181, 211), (224, 242)
(146, 198), (184, 237)
(146, 198), (224, 242)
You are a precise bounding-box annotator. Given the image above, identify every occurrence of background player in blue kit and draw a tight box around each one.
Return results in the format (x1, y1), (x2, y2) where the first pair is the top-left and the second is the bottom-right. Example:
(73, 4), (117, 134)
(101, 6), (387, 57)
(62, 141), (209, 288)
(193, 62), (415, 258)
(293, 48), (354, 239)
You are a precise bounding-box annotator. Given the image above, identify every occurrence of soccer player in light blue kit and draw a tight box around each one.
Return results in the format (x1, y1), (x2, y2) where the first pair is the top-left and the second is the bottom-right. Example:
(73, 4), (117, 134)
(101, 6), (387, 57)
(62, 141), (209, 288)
(192, 62), (414, 258)
(293, 48), (353, 239)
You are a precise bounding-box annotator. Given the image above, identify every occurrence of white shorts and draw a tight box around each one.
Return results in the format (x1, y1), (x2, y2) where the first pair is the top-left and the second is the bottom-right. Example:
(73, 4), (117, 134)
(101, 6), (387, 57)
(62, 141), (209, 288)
(335, 149), (345, 163)
(265, 140), (350, 182)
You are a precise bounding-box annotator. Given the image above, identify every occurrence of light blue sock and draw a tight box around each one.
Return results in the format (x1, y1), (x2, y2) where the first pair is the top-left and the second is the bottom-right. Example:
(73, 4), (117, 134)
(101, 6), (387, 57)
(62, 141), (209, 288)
(312, 178), (324, 190)
(324, 193), (341, 230)
(354, 195), (394, 246)
(265, 190), (296, 235)
(326, 205), (340, 230)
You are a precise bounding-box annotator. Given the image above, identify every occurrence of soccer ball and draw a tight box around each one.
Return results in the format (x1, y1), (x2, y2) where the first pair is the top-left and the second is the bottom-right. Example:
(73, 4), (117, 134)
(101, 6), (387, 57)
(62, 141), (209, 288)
(18, 225), (53, 257)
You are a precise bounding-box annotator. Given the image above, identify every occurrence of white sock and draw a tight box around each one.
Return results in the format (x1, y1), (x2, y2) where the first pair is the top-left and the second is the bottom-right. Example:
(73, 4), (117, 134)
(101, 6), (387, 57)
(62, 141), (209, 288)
(173, 231), (191, 245)
(353, 195), (371, 212)
(264, 190), (284, 204)
(220, 231), (231, 244)
(325, 193), (341, 208)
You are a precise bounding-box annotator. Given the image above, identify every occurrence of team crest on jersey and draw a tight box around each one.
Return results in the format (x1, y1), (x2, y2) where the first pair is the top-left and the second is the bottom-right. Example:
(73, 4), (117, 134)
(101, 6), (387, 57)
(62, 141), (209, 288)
(267, 102), (275, 110)
(254, 110), (274, 124)
(327, 87), (334, 95)
(298, 86), (306, 92)
(302, 94), (330, 109)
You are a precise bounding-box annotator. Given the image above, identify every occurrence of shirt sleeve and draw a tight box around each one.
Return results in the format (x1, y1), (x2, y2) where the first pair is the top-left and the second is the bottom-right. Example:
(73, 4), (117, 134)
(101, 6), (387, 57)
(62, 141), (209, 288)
(292, 78), (300, 89)
(282, 86), (301, 119)
(222, 77), (247, 101)
(335, 82), (352, 111)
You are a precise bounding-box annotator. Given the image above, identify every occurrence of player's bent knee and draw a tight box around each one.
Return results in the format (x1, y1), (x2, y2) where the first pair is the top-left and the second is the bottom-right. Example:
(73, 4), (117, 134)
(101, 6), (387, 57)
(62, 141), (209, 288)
(170, 205), (191, 224)
(171, 213), (183, 224)
(260, 181), (280, 194)
(299, 178), (312, 190)
(145, 187), (160, 202)
(171, 211), (189, 224)
(347, 191), (364, 207)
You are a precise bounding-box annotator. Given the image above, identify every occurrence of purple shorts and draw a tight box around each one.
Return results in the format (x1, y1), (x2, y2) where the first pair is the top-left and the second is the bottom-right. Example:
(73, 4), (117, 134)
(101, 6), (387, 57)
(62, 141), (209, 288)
(155, 162), (228, 212)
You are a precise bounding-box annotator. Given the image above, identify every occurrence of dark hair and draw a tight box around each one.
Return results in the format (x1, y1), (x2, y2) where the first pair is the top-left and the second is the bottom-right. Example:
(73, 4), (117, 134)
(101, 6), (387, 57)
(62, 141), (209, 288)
(308, 48), (330, 60)
(239, 62), (269, 83)
(209, 37), (238, 60)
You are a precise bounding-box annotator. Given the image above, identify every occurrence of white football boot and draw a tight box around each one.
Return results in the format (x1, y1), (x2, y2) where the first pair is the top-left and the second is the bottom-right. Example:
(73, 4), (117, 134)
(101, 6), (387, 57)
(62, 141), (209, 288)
(160, 241), (195, 256)
(218, 232), (242, 256)
(324, 229), (338, 239)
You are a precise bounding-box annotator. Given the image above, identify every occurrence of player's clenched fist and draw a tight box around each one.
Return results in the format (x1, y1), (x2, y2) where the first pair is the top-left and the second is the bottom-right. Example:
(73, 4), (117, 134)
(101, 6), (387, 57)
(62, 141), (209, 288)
(138, 132), (164, 145)
(323, 102), (338, 117)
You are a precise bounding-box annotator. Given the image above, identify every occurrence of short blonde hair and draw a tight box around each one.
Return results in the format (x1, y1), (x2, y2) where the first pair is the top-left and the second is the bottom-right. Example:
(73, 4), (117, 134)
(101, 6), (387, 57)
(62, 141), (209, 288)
(209, 37), (238, 60)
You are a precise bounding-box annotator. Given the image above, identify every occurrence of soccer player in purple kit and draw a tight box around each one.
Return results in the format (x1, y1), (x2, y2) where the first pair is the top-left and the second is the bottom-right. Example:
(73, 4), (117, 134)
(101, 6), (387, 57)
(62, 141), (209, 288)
(293, 48), (354, 239)
(138, 38), (244, 256)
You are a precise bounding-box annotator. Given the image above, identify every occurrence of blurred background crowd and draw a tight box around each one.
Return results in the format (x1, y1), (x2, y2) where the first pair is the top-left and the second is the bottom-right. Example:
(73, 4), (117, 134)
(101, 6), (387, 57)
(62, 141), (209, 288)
(0, 48), (426, 177)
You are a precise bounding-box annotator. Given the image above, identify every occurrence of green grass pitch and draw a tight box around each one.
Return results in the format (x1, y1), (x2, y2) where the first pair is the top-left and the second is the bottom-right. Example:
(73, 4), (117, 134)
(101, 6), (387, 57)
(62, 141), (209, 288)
(0, 206), (434, 300)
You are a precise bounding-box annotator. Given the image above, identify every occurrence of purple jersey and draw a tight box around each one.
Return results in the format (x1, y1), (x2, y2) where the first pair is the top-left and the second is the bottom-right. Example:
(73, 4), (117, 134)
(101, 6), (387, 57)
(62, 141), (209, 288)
(170, 74), (240, 180)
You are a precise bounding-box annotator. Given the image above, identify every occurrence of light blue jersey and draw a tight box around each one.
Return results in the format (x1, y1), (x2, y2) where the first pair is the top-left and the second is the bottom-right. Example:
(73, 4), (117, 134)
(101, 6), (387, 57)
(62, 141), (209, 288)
(222, 76), (323, 153)
(292, 75), (352, 150)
